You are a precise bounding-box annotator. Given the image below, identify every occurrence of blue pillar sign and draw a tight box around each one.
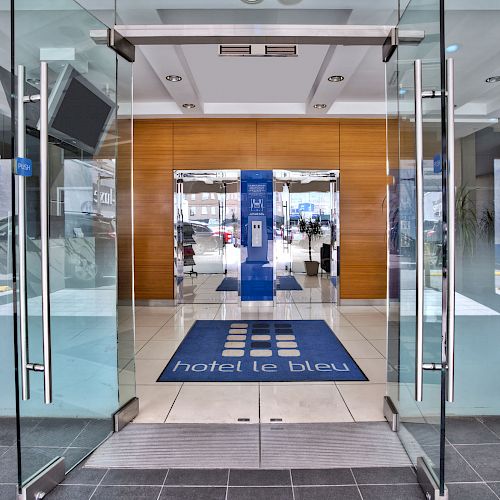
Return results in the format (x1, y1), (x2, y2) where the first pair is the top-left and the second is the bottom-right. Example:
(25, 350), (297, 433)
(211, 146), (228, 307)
(240, 170), (274, 302)
(15, 157), (33, 177)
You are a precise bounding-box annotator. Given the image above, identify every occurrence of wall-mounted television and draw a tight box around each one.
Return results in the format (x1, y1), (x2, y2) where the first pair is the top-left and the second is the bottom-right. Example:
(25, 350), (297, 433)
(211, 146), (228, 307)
(47, 65), (116, 155)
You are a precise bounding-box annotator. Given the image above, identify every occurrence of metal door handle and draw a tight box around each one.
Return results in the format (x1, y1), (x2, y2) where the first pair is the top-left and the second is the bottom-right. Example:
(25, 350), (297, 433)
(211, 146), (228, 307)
(446, 58), (456, 403)
(414, 59), (425, 402)
(17, 63), (52, 404)
(40, 61), (53, 404)
(17, 65), (30, 401)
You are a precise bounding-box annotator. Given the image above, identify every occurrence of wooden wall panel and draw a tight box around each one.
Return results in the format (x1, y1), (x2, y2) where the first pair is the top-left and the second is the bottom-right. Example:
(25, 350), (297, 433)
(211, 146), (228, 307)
(339, 121), (387, 299)
(174, 120), (256, 169)
(116, 118), (134, 301)
(133, 120), (174, 300)
(257, 121), (339, 169)
(133, 118), (387, 302)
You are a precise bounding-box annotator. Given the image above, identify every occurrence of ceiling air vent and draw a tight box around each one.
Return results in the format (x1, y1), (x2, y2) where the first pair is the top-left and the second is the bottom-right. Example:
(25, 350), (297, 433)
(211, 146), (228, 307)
(265, 45), (297, 56)
(218, 44), (298, 57)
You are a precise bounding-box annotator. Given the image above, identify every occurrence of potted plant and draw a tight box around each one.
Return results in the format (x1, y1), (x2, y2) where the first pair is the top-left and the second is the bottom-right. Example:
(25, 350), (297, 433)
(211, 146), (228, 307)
(298, 216), (323, 276)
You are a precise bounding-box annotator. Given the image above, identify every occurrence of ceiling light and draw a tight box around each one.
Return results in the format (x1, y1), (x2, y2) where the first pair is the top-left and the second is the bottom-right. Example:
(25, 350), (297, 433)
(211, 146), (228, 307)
(166, 75), (182, 82)
(241, 0), (264, 3)
(328, 75), (344, 83)
(486, 76), (500, 83)
(182, 103), (196, 109)
(313, 104), (327, 109)
(446, 44), (460, 53)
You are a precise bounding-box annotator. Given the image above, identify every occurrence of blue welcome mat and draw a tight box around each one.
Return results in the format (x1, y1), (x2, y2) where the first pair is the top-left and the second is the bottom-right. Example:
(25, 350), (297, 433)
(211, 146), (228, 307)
(216, 276), (303, 292)
(157, 320), (367, 382)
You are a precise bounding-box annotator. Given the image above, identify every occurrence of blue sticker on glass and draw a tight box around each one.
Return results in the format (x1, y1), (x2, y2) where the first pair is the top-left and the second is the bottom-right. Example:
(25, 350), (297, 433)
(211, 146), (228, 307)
(15, 157), (32, 177)
(433, 153), (441, 174)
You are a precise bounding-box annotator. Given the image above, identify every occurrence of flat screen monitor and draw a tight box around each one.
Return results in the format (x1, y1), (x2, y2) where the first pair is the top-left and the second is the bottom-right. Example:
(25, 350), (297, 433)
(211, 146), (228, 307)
(48, 65), (115, 154)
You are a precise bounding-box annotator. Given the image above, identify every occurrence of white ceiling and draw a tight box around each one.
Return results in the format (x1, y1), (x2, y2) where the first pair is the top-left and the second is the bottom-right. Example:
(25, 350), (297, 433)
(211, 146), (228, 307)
(4, 0), (500, 126)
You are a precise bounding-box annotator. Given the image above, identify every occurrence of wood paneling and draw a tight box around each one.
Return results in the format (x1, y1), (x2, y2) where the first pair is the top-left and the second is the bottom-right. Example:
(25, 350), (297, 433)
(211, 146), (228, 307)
(116, 118), (134, 301)
(257, 121), (339, 169)
(339, 121), (387, 299)
(174, 120), (256, 169)
(133, 120), (174, 300)
(133, 118), (387, 301)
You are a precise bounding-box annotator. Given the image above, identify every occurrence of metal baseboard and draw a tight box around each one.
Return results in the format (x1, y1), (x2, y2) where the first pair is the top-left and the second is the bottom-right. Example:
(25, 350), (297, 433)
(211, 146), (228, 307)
(19, 457), (65, 500)
(339, 298), (387, 306)
(135, 299), (176, 307)
(114, 397), (139, 432)
(417, 456), (448, 500)
(383, 396), (400, 432)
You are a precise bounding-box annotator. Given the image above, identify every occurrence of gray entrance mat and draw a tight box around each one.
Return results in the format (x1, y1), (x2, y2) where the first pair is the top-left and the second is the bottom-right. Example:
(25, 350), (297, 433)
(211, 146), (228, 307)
(85, 422), (411, 469)
(261, 422), (412, 468)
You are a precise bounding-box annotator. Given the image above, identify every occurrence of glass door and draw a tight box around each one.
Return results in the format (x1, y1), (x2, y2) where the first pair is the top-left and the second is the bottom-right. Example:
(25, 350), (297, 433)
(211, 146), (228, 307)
(13, 0), (135, 494)
(174, 170), (240, 304)
(442, 0), (500, 493)
(386, 0), (448, 496)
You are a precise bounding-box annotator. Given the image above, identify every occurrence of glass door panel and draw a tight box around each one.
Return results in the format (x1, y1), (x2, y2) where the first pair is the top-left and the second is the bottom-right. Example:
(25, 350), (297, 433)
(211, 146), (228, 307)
(444, 0), (500, 452)
(386, 0), (446, 494)
(224, 180), (240, 277)
(175, 170), (240, 303)
(13, 0), (134, 488)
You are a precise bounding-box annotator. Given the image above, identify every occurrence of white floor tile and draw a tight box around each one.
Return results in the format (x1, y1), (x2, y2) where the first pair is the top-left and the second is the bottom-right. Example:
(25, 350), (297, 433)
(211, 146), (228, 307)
(356, 325), (387, 340)
(136, 340), (180, 360)
(134, 384), (182, 423)
(330, 326), (367, 341)
(166, 384), (259, 424)
(369, 339), (387, 358)
(260, 384), (353, 423)
(343, 358), (388, 385)
(135, 359), (169, 385)
(151, 325), (192, 341)
(135, 315), (171, 327)
(344, 314), (386, 327)
(337, 383), (386, 422)
(342, 340), (383, 359)
(135, 326), (163, 340)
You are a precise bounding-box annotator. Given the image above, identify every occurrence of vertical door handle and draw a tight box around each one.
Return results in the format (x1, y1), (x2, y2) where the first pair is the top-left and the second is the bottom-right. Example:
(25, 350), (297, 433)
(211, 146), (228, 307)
(414, 59), (425, 402)
(446, 58), (456, 403)
(39, 61), (53, 404)
(17, 65), (30, 401)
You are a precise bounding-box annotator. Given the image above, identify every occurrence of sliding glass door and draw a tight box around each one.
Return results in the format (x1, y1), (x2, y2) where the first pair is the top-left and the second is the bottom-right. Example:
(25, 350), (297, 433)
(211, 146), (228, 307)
(7, 0), (135, 495)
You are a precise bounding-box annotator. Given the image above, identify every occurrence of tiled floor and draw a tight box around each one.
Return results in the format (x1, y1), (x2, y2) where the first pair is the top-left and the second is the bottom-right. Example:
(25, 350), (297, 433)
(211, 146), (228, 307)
(129, 301), (388, 424)
(42, 464), (428, 500)
(179, 272), (337, 304)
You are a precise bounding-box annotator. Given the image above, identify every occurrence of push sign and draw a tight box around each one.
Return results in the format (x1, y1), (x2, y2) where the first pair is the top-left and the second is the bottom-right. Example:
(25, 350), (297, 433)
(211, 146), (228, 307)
(15, 157), (33, 177)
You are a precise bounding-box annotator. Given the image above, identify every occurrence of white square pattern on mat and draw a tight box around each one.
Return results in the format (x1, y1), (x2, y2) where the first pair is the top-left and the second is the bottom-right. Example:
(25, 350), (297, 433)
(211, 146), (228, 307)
(222, 322), (300, 358)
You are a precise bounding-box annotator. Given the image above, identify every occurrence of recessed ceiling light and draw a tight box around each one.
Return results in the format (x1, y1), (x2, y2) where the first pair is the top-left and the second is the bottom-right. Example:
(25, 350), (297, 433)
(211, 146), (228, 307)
(313, 104), (327, 109)
(241, 0), (263, 3)
(486, 76), (500, 83)
(166, 75), (182, 82)
(328, 75), (344, 82)
(182, 103), (196, 109)
(446, 44), (460, 53)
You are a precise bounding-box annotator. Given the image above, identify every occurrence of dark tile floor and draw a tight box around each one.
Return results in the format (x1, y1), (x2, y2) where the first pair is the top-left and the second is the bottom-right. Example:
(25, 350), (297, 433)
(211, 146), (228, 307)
(41, 466), (424, 500)
(4, 417), (500, 499)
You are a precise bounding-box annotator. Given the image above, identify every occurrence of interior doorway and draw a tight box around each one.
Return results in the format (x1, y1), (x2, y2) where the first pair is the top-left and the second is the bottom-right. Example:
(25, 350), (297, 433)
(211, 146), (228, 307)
(274, 169), (340, 304)
(174, 169), (340, 305)
(174, 170), (241, 304)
